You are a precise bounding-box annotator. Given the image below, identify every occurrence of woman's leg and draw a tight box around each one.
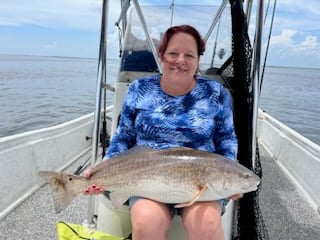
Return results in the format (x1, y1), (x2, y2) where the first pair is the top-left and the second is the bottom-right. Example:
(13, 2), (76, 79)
(181, 201), (224, 240)
(130, 198), (172, 240)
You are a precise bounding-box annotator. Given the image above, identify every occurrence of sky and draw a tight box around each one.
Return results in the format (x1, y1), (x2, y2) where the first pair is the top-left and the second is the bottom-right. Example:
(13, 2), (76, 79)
(0, 0), (319, 69)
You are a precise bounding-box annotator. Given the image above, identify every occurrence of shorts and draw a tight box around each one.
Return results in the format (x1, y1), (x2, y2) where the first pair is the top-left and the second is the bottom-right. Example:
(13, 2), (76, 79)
(128, 196), (229, 217)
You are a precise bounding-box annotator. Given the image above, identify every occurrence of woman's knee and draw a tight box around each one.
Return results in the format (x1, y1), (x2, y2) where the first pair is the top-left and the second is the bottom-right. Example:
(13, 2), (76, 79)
(130, 198), (172, 234)
(182, 201), (223, 234)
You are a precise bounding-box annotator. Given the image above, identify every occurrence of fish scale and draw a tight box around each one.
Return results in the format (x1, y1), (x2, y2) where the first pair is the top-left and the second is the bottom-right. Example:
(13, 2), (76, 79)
(39, 146), (260, 213)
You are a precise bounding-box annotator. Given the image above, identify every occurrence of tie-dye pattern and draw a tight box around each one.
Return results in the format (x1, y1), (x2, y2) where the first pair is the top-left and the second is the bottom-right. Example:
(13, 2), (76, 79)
(107, 74), (238, 160)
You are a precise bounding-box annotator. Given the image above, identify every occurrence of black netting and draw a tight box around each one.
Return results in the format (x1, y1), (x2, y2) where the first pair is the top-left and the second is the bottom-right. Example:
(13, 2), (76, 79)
(218, 1), (269, 239)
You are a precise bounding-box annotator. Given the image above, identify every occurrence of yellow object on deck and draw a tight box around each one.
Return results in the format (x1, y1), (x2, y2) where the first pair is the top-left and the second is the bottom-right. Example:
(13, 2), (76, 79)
(56, 221), (130, 240)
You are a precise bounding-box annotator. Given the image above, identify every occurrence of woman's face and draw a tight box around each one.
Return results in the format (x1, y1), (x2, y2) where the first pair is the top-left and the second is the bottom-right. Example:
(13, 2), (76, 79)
(161, 32), (199, 84)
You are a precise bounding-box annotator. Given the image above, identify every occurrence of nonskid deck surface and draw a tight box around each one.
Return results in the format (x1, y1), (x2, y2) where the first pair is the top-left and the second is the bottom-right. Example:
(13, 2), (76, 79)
(258, 145), (320, 239)
(0, 158), (88, 239)
(0, 145), (319, 239)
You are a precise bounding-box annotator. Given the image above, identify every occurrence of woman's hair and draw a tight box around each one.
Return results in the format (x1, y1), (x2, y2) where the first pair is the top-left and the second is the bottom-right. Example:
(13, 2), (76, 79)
(158, 24), (206, 57)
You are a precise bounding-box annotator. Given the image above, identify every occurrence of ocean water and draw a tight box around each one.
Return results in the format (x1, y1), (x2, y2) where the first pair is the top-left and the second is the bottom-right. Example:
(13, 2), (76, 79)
(0, 55), (319, 145)
(0, 54), (118, 137)
(259, 67), (320, 146)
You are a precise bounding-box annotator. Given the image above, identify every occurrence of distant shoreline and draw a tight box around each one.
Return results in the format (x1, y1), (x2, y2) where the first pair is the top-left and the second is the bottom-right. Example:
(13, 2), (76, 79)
(266, 65), (320, 71)
(1, 53), (318, 70)
(0, 53), (121, 62)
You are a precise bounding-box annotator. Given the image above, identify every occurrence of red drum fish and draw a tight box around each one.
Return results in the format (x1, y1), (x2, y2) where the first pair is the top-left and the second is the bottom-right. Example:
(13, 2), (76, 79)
(39, 147), (260, 213)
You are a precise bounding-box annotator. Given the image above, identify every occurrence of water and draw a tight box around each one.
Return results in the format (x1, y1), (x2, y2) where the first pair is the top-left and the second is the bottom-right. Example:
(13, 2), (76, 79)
(259, 67), (320, 145)
(0, 54), (118, 137)
(0, 55), (319, 145)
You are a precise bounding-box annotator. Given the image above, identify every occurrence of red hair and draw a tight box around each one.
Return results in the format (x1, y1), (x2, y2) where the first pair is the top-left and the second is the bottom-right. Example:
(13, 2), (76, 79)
(158, 24), (205, 58)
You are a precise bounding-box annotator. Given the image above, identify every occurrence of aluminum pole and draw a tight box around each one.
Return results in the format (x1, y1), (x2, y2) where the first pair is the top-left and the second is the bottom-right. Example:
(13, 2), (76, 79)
(204, 0), (228, 42)
(132, 0), (162, 73)
(251, 0), (264, 168)
(86, 0), (109, 226)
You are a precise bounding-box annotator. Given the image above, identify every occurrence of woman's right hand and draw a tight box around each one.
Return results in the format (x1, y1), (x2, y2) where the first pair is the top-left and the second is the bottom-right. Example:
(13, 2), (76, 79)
(83, 169), (92, 179)
(82, 169), (105, 195)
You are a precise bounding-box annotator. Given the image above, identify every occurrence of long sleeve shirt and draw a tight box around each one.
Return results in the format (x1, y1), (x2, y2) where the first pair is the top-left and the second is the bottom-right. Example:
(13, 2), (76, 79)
(106, 74), (238, 160)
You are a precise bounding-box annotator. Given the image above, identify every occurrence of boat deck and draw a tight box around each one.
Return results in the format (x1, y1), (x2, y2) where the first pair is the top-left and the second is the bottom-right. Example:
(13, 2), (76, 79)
(1, 144), (319, 239)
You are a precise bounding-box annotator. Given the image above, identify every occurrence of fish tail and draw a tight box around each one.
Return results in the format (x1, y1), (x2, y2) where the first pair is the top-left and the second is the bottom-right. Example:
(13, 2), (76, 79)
(39, 171), (83, 213)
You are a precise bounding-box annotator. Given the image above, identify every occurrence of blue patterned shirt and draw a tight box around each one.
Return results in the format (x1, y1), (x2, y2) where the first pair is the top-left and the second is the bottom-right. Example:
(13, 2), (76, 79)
(106, 74), (238, 160)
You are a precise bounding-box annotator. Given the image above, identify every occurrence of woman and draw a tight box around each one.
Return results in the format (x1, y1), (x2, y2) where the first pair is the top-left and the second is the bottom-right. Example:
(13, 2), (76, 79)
(85, 24), (241, 240)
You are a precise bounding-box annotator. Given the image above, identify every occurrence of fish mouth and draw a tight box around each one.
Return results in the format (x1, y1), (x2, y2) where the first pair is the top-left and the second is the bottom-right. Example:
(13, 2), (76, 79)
(244, 180), (261, 193)
(248, 184), (259, 192)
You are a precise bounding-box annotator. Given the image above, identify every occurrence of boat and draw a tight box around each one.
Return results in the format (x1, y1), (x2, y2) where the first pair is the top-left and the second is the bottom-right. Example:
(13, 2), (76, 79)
(1, 0), (319, 239)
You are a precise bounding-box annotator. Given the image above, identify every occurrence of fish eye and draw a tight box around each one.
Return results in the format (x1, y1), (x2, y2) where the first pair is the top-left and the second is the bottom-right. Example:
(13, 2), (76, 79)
(243, 173), (250, 178)
(69, 177), (73, 181)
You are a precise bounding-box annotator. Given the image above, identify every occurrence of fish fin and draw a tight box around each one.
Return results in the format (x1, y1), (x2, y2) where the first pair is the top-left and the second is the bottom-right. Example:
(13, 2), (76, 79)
(39, 171), (82, 213)
(88, 146), (156, 175)
(116, 145), (156, 157)
(109, 192), (129, 209)
(175, 184), (208, 208)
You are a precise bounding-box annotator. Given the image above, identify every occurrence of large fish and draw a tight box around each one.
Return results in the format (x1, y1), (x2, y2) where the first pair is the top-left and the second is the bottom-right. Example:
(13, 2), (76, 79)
(39, 147), (260, 213)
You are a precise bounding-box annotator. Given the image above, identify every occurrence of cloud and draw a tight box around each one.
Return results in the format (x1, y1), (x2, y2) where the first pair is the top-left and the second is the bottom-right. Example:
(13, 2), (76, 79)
(277, 0), (320, 15)
(1, 0), (319, 67)
(268, 29), (320, 68)
(265, 0), (320, 67)
(0, 0), (122, 58)
(293, 35), (319, 57)
(300, 36), (317, 49)
(271, 29), (297, 45)
(0, 0), (116, 30)
(274, 0), (320, 32)
(270, 29), (319, 57)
